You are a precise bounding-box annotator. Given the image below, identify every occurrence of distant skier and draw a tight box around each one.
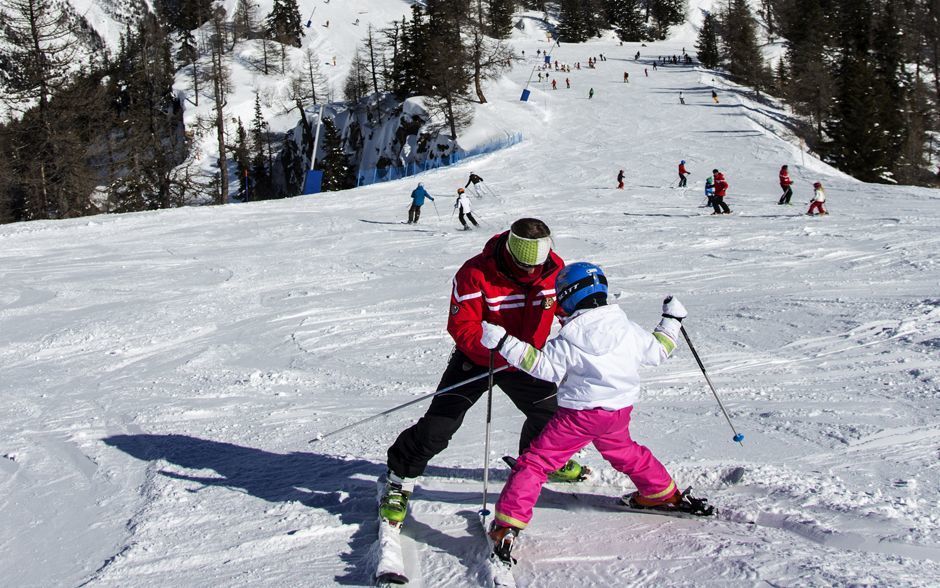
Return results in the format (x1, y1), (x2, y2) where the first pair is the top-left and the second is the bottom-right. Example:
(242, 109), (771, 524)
(588, 87), (594, 99)
(565, 77), (570, 89)
(778, 165), (793, 205)
(407, 182), (434, 224)
(711, 89), (719, 104)
(679, 91), (685, 105)
(807, 182), (828, 215)
(455, 188), (479, 230)
(623, 72), (629, 83)
(678, 160), (690, 187)
(465, 172), (487, 197)
(551, 79), (557, 90)
(711, 169), (731, 214)
(617, 169), (625, 190)
(704, 174), (715, 208)
(483, 263), (711, 561)
(644, 68), (648, 77)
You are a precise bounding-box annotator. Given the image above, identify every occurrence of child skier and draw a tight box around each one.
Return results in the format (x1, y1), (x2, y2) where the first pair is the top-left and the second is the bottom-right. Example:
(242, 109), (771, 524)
(481, 263), (712, 562)
(454, 188), (479, 230)
(588, 88), (594, 99)
(778, 165), (793, 205)
(704, 174), (715, 208)
(617, 169), (625, 190)
(807, 182), (827, 215)
(678, 160), (690, 187)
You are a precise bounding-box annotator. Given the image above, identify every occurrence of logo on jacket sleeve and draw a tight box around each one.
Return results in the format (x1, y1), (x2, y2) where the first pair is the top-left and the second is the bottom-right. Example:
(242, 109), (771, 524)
(451, 303), (460, 315)
(543, 296), (556, 309)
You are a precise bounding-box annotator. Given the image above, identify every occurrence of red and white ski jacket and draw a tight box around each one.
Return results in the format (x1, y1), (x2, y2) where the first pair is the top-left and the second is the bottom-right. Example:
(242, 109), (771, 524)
(447, 232), (564, 368)
(779, 169), (793, 188)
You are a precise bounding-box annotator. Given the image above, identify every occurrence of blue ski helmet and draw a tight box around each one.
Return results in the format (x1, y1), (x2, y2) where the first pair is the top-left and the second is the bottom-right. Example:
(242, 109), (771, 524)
(555, 262), (608, 314)
(680, 160), (686, 165)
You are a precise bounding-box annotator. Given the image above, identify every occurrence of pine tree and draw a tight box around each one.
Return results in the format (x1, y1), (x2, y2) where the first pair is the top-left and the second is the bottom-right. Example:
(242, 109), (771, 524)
(319, 118), (352, 191)
(649, 0), (686, 40)
(93, 14), (186, 213)
(695, 10), (721, 69)
(776, 0), (834, 140)
(823, 0), (888, 181)
(423, 0), (472, 138)
(250, 93), (271, 200)
(872, 0), (907, 177)
(267, 0), (304, 48)
(0, 0), (90, 219)
(233, 118), (251, 201)
(487, 0), (515, 38)
(344, 47), (371, 103)
(721, 0), (769, 89)
(607, 0), (646, 41)
(558, 0), (590, 42)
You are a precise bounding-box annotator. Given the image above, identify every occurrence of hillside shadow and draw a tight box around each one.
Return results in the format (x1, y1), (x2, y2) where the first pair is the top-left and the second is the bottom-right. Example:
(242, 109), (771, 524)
(103, 433), (513, 585)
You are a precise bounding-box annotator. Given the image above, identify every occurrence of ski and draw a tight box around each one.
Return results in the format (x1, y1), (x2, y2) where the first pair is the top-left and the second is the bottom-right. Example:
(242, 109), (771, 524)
(374, 480), (409, 586)
(477, 512), (517, 588)
(614, 501), (714, 520)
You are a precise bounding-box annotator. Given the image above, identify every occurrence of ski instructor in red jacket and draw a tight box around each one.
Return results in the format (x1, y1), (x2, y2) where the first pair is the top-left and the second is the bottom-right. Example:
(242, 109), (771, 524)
(380, 218), (588, 525)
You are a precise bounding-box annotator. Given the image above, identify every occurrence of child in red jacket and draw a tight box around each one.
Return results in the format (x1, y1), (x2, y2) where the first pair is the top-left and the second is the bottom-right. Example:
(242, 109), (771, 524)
(778, 165), (793, 205)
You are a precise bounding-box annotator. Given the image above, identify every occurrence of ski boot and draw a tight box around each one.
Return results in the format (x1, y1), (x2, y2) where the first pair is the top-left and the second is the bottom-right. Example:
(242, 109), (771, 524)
(379, 472), (414, 526)
(624, 487), (714, 516)
(488, 523), (520, 564)
(547, 459), (591, 483)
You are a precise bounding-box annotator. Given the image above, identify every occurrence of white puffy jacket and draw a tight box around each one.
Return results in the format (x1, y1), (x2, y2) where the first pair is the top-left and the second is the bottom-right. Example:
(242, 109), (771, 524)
(499, 304), (679, 410)
(455, 193), (472, 213)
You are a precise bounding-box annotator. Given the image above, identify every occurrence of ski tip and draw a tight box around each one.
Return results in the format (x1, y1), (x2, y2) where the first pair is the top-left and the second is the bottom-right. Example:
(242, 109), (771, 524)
(733, 433), (745, 443)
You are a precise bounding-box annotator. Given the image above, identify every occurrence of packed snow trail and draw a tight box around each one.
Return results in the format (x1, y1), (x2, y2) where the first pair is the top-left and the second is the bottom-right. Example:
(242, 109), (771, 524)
(2, 26), (940, 588)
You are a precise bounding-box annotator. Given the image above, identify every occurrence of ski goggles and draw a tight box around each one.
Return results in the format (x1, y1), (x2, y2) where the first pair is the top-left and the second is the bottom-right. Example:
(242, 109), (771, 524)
(507, 232), (552, 268)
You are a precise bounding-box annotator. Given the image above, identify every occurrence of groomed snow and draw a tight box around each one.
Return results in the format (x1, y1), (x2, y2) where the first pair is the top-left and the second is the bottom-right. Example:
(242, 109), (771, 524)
(2, 17), (940, 588)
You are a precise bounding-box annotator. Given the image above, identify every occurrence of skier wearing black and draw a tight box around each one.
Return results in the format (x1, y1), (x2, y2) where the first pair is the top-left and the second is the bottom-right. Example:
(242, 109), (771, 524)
(465, 172), (485, 197)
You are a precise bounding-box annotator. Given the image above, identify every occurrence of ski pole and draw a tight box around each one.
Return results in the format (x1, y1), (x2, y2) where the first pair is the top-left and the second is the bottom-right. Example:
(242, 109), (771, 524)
(432, 200), (441, 220)
(679, 325), (745, 446)
(308, 364), (510, 443)
(480, 351), (495, 518)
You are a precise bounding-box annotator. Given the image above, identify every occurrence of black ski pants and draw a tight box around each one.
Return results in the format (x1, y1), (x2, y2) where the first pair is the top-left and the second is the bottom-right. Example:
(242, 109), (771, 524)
(387, 349), (557, 479)
(458, 211), (479, 229)
(678, 174), (687, 187)
(712, 195), (731, 214)
(408, 204), (422, 223)
(778, 186), (792, 205)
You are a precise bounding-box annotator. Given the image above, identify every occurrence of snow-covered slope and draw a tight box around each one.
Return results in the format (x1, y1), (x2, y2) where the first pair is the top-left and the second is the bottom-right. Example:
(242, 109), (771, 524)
(2, 24), (940, 588)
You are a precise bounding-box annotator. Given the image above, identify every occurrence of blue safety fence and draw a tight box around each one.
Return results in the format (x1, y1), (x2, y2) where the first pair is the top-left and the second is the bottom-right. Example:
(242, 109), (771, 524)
(356, 132), (523, 187)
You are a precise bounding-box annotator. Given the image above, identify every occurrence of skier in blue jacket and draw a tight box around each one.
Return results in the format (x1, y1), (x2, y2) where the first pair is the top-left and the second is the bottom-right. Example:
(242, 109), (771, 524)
(408, 183), (434, 224)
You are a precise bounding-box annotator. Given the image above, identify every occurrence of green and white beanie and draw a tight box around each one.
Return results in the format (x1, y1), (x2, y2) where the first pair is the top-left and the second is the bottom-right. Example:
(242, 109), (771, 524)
(507, 231), (552, 267)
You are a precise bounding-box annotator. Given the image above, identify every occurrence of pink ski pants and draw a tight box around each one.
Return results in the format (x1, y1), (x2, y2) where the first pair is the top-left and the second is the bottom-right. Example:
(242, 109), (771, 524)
(494, 406), (675, 529)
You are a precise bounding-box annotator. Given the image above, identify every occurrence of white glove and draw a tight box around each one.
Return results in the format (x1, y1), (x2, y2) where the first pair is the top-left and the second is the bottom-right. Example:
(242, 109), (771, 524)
(480, 321), (507, 350)
(662, 296), (687, 321)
